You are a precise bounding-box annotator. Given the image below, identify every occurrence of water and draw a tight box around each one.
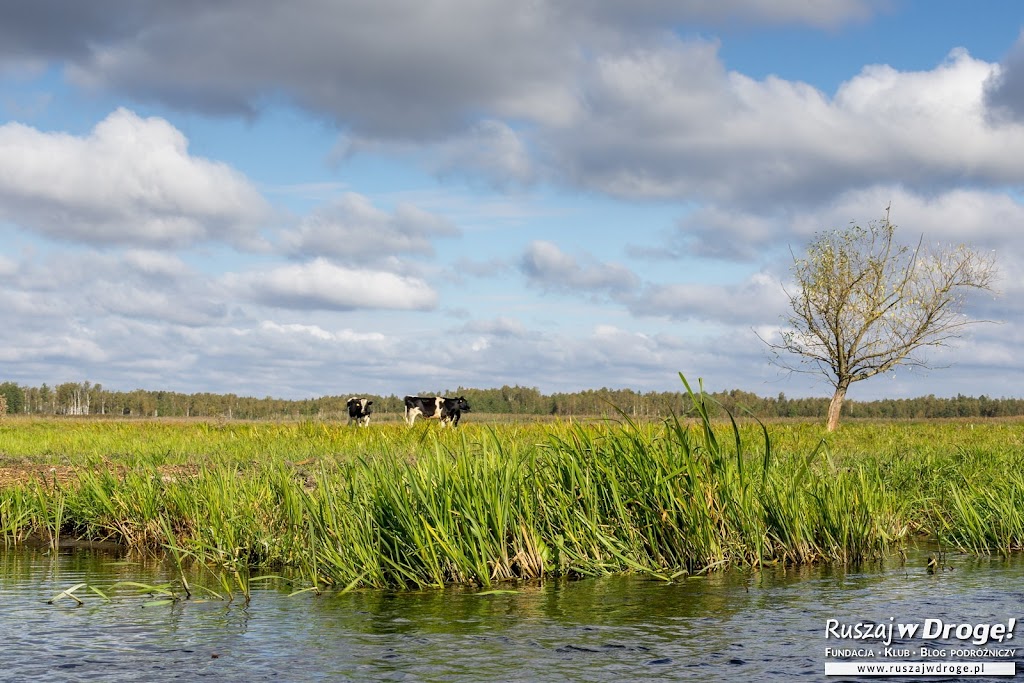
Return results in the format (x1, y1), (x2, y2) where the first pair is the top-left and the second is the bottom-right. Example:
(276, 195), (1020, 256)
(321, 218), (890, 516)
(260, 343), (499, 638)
(1, 544), (1022, 681)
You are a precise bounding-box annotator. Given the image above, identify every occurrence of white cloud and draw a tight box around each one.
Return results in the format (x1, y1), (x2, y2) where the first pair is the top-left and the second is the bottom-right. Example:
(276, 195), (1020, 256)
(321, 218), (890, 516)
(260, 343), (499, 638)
(625, 184), (1024, 268)
(810, 187), (1024, 247)
(3, 2), (1023, 405)
(461, 317), (529, 338)
(628, 271), (789, 324)
(0, 248), (226, 327)
(629, 206), (782, 262)
(0, 253), (16, 277)
(283, 192), (460, 263)
(11, 5), (1007, 212)
(93, 282), (227, 327)
(548, 43), (1024, 204)
(120, 250), (191, 280)
(0, 330), (107, 365)
(432, 119), (536, 187)
(259, 320), (386, 343)
(0, 108), (271, 247)
(64, 1), (581, 139)
(592, 324), (656, 348)
(260, 321), (335, 341)
(521, 240), (639, 295)
(2, 1), (887, 145)
(225, 258), (439, 311)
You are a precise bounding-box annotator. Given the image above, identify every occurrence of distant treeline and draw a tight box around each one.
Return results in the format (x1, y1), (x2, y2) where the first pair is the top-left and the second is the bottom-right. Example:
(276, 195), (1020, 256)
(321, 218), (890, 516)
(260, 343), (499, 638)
(2, 380), (1023, 421)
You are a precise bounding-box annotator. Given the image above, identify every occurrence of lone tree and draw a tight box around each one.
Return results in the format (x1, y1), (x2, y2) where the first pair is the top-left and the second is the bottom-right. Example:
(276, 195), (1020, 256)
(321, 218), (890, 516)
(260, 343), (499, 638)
(765, 208), (996, 431)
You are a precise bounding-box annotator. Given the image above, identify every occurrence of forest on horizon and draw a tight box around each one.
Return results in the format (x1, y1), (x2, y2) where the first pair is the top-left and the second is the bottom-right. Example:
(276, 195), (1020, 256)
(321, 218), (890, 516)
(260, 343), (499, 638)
(2, 379), (1024, 421)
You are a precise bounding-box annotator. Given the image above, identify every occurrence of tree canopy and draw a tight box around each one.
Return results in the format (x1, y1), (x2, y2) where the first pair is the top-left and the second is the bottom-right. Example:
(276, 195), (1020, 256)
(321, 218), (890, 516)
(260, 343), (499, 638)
(765, 209), (996, 430)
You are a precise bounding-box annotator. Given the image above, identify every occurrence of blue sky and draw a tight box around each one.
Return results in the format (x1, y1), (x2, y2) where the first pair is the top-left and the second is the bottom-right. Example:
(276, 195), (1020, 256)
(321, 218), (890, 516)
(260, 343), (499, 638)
(1, 1), (1022, 402)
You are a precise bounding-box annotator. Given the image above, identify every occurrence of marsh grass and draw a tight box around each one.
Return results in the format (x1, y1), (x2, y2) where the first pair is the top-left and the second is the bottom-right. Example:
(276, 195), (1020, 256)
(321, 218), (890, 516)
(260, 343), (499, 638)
(3, 378), (1024, 592)
(938, 473), (1024, 554)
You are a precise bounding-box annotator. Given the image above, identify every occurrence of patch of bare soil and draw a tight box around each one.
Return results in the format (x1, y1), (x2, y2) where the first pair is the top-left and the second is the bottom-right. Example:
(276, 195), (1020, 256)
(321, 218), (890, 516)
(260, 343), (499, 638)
(0, 458), (199, 489)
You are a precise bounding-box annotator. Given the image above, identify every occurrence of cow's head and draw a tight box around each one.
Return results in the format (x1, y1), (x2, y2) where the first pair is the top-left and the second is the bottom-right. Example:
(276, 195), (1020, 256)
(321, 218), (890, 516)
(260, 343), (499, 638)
(456, 396), (471, 412)
(348, 397), (372, 414)
(347, 397), (373, 426)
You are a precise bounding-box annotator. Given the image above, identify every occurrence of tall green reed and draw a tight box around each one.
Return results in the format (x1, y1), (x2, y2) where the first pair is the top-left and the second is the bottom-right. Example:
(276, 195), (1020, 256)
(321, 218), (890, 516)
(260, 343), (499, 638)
(6, 376), (1023, 592)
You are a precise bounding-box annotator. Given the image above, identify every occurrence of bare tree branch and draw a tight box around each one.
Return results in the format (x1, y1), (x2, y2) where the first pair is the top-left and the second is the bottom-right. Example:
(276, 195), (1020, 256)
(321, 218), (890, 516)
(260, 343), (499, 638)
(763, 211), (997, 431)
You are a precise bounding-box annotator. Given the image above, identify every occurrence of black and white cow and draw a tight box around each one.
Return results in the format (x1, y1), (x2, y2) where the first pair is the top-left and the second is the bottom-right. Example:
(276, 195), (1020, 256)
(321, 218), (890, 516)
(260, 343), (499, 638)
(346, 397), (373, 427)
(404, 395), (471, 427)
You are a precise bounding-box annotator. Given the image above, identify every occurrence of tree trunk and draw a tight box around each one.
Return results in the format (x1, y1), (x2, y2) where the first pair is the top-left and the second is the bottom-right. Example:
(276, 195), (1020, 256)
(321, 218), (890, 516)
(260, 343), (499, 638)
(826, 385), (848, 432)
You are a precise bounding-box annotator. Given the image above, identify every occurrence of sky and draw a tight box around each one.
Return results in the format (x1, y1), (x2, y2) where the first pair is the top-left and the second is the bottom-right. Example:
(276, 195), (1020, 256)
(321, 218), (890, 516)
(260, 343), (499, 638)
(1, 1), (1022, 402)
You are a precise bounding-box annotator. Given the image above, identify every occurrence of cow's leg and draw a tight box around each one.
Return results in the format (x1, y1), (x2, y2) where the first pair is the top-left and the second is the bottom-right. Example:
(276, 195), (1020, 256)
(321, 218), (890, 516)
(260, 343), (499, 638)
(406, 407), (420, 426)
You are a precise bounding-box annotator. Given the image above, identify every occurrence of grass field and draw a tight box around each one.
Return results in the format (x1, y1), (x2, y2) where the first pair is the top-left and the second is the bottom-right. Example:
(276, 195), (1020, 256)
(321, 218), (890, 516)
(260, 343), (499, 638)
(2, 386), (1023, 593)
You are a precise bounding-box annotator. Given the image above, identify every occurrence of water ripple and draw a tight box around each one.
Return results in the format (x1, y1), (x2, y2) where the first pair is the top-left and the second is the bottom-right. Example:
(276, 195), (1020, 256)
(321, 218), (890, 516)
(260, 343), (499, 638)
(1, 546), (1022, 681)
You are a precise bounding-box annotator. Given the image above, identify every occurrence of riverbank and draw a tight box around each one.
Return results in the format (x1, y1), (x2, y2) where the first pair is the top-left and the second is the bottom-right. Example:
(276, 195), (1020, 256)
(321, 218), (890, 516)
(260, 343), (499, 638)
(1, 400), (1023, 591)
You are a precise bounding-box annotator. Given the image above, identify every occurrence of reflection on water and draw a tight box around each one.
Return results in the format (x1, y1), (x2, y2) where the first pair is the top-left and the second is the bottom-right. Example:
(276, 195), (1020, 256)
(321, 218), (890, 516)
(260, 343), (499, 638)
(0, 545), (1022, 681)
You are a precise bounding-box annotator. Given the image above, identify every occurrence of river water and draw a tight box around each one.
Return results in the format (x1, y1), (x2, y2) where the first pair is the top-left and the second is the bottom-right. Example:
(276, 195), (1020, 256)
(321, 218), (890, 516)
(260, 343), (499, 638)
(1, 544), (1022, 682)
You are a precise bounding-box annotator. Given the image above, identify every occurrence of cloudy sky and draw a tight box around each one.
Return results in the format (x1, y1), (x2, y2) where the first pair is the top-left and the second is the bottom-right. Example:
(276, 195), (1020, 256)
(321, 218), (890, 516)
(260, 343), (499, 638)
(1, 1), (1021, 402)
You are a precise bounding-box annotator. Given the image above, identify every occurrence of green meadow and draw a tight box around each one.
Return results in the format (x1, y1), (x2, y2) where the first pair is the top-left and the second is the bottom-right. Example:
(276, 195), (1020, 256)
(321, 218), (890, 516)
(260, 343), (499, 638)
(2, 384), (1023, 595)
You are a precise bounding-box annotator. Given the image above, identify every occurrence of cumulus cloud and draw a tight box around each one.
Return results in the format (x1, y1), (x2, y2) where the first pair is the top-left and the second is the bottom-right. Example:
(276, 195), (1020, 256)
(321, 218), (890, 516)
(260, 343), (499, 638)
(0, 332), (108, 365)
(559, 0), (880, 29)
(519, 239), (791, 326)
(432, 120), (536, 187)
(5, 3), (1004, 204)
(4, 2), (1023, 403)
(0, 249), (228, 327)
(548, 43), (1024, 205)
(1, 2), (886, 140)
(984, 29), (1024, 122)
(0, 108), (271, 248)
(825, 187), (1024, 248)
(460, 317), (529, 338)
(282, 192), (460, 264)
(120, 249), (192, 280)
(520, 240), (639, 295)
(627, 271), (788, 324)
(389, 321), (685, 391)
(58, 1), (580, 138)
(0, 1), (146, 65)
(0, 247), (240, 388)
(0, 253), (16, 277)
(225, 258), (439, 311)
(629, 207), (782, 263)
(259, 320), (389, 346)
(625, 183), (1024, 268)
